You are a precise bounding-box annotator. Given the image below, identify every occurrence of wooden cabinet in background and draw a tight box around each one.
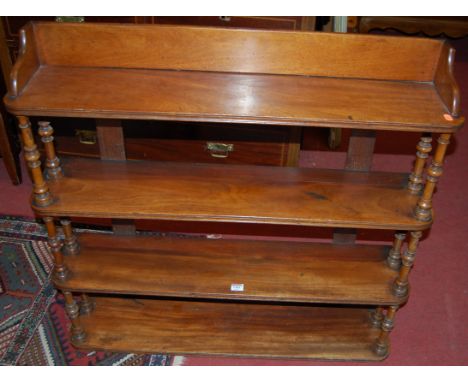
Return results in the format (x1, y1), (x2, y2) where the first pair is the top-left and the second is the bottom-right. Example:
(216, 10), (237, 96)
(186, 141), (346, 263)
(34, 118), (300, 166)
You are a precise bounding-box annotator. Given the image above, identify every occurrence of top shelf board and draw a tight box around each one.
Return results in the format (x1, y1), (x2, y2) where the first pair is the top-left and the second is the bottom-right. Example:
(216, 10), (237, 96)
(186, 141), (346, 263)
(3, 22), (464, 132)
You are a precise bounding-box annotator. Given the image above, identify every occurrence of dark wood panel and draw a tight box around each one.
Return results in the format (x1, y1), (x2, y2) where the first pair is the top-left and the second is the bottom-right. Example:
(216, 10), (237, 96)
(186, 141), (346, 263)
(5, 66), (462, 132)
(154, 16), (307, 30)
(56, 233), (404, 305)
(76, 296), (385, 360)
(49, 121), (293, 166)
(34, 157), (431, 230)
(359, 16), (468, 38)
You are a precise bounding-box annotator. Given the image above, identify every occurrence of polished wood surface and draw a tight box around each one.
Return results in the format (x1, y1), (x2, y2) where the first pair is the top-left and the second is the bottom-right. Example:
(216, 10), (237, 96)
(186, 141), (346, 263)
(56, 233), (404, 305)
(32, 22), (441, 81)
(5, 65), (462, 132)
(7, 23), (39, 98)
(4, 22), (464, 132)
(76, 296), (384, 360)
(435, 43), (461, 117)
(33, 157), (431, 230)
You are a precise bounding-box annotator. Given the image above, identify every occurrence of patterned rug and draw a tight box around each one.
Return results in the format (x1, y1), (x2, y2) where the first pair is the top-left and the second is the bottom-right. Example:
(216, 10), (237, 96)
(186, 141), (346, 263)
(0, 216), (171, 366)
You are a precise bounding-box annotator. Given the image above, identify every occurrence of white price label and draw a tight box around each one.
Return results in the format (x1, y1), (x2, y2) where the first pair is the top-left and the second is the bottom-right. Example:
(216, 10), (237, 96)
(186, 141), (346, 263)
(230, 283), (244, 292)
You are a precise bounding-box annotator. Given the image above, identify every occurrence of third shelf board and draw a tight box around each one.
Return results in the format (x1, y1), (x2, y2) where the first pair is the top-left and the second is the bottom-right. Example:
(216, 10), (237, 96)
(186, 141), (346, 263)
(55, 233), (405, 305)
(35, 157), (431, 231)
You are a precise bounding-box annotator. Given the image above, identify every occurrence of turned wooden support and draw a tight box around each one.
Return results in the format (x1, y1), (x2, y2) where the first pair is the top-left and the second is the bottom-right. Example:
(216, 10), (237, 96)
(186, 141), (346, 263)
(17, 116), (54, 207)
(392, 231), (422, 297)
(414, 133), (451, 221)
(387, 232), (406, 270)
(373, 305), (398, 357)
(80, 293), (95, 315)
(408, 134), (432, 193)
(60, 219), (80, 256)
(370, 306), (384, 328)
(63, 291), (86, 344)
(38, 121), (63, 180)
(43, 217), (68, 282)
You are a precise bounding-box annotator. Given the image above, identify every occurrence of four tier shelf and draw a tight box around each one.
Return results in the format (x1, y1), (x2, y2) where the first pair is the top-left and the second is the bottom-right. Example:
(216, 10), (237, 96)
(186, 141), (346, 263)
(4, 22), (464, 360)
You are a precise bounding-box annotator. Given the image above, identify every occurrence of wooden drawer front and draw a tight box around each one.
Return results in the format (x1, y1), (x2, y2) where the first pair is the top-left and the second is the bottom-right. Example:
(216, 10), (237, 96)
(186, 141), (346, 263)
(124, 138), (287, 166)
(43, 119), (296, 166)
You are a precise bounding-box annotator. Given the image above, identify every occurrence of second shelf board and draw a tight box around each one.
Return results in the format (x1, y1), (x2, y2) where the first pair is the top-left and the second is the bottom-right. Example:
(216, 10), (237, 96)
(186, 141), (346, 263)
(55, 233), (405, 305)
(36, 157), (431, 230)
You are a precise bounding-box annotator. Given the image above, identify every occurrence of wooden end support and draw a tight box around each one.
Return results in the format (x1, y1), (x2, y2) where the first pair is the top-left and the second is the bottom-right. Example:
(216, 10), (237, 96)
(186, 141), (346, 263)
(414, 133), (451, 222)
(370, 306), (385, 328)
(43, 216), (68, 282)
(17, 116), (54, 207)
(38, 121), (63, 180)
(387, 232), (406, 270)
(373, 305), (398, 357)
(60, 218), (80, 256)
(80, 293), (95, 315)
(392, 231), (422, 298)
(63, 291), (87, 344)
(408, 134), (432, 193)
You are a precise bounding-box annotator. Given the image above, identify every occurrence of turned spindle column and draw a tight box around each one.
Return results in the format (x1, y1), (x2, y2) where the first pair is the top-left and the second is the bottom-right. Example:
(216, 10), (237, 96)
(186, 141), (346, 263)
(38, 121), (63, 180)
(80, 293), (95, 315)
(392, 231), (422, 297)
(43, 217), (68, 282)
(63, 291), (86, 344)
(414, 133), (451, 221)
(408, 135), (432, 193)
(373, 306), (398, 357)
(17, 116), (54, 207)
(370, 306), (385, 328)
(60, 219), (80, 256)
(387, 232), (406, 270)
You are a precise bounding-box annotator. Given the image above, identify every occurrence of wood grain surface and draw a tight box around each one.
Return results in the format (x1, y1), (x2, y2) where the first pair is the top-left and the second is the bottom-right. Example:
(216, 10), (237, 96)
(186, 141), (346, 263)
(5, 65), (462, 132)
(56, 233), (404, 305)
(33, 22), (441, 81)
(34, 157), (431, 230)
(76, 296), (385, 360)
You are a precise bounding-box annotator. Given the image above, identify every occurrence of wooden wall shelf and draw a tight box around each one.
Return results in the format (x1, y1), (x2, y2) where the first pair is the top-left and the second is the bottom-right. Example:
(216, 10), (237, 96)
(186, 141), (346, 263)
(5, 22), (463, 361)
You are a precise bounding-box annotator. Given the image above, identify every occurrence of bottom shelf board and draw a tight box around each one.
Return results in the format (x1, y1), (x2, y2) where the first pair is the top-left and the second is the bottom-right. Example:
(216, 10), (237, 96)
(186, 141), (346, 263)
(75, 296), (385, 360)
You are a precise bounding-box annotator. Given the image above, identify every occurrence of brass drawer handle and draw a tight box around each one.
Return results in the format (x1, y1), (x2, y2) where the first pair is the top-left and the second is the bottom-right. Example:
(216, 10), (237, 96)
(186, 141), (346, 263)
(205, 142), (234, 158)
(75, 129), (97, 145)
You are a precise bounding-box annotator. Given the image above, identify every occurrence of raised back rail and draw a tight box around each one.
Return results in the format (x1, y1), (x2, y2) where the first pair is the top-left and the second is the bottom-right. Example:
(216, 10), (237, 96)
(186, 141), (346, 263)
(31, 22), (442, 81)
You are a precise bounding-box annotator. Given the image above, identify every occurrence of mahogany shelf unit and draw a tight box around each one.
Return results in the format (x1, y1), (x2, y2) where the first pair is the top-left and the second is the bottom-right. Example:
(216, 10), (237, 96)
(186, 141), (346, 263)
(4, 22), (464, 361)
